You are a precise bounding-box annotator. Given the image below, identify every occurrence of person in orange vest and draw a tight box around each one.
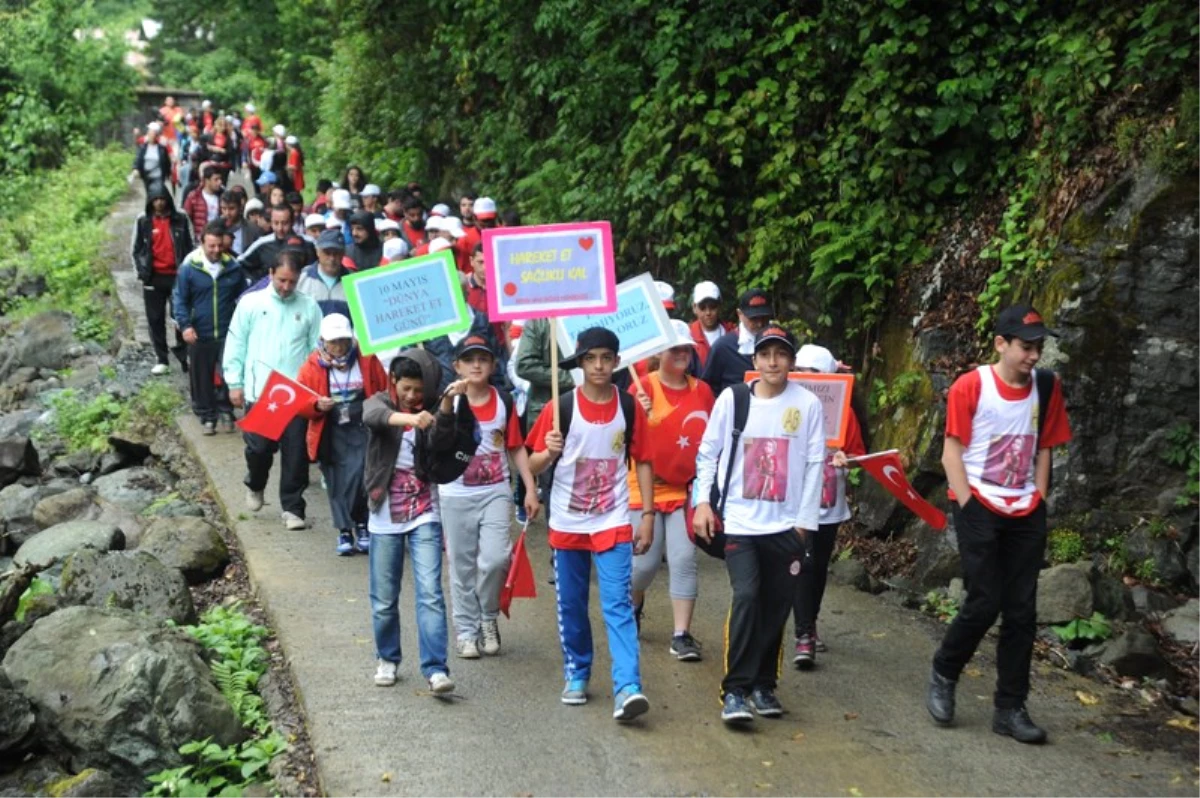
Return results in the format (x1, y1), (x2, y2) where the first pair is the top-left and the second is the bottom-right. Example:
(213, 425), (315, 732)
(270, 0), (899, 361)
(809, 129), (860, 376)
(628, 319), (715, 660)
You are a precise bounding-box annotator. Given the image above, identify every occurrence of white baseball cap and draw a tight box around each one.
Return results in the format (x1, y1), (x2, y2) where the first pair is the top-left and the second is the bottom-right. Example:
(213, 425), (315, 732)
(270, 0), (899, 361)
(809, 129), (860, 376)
(474, 197), (497, 219)
(430, 203), (451, 217)
(692, 281), (720, 304)
(375, 218), (399, 233)
(425, 216), (446, 233)
(147, 121), (162, 133)
(304, 213), (325, 229)
(669, 319), (697, 347)
(320, 313), (354, 342)
(442, 218), (466, 239)
(383, 238), (410, 261)
(285, 135), (298, 146)
(244, 198), (264, 215)
(429, 238), (453, 253)
(361, 184), (381, 197)
(795, 344), (838, 374)
(201, 100), (212, 109)
(244, 103), (256, 113)
(324, 216), (342, 230)
(654, 280), (676, 310)
(331, 189), (352, 210)
(273, 124), (286, 137)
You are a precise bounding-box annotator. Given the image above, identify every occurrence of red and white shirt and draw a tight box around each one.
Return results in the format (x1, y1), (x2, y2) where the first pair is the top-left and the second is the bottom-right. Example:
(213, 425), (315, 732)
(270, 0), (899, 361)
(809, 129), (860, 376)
(369, 427), (437, 534)
(527, 388), (650, 552)
(946, 365), (1071, 516)
(441, 388), (523, 499)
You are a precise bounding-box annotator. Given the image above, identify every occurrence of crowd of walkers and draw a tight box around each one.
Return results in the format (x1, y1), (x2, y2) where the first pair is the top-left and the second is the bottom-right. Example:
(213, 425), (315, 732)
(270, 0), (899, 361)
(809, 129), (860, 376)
(130, 99), (1071, 739)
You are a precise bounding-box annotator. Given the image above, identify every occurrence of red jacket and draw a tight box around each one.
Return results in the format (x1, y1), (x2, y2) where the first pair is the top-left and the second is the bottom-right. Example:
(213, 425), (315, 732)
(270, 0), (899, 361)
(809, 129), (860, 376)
(181, 188), (214, 242)
(296, 351), (389, 462)
(689, 319), (736, 368)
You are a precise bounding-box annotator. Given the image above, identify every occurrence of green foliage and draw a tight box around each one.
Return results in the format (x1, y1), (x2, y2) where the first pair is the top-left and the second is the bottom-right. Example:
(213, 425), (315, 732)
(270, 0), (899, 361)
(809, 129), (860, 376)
(46, 390), (127, 454)
(144, 733), (287, 798)
(0, 0), (136, 178)
(1162, 423), (1199, 507)
(869, 371), (926, 414)
(1133, 557), (1160, 586)
(1050, 611), (1112, 645)
(922, 590), (959, 624)
(1047, 528), (1087, 565)
(1102, 534), (1131, 576)
(133, 381), (185, 426)
(15, 578), (55, 622)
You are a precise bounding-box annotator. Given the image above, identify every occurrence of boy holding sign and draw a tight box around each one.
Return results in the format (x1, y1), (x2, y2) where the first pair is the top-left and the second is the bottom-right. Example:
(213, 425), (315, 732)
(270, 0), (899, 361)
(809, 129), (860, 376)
(527, 327), (655, 722)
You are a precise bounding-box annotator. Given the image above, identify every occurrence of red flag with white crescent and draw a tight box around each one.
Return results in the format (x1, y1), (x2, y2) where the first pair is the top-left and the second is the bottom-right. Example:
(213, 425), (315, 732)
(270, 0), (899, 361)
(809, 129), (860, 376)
(855, 449), (947, 530)
(236, 370), (317, 441)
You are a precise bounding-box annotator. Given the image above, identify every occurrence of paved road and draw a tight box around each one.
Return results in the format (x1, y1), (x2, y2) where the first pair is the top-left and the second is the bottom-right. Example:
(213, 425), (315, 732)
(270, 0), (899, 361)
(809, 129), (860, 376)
(110, 182), (1197, 797)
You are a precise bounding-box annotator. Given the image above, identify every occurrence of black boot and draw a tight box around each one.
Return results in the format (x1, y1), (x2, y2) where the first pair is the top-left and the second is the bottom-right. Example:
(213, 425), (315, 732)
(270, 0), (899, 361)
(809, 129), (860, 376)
(992, 705), (1047, 744)
(926, 668), (957, 726)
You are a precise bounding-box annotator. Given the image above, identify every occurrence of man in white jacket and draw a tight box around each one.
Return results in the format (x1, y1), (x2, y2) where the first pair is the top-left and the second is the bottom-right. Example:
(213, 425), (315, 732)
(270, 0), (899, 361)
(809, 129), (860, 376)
(692, 325), (825, 725)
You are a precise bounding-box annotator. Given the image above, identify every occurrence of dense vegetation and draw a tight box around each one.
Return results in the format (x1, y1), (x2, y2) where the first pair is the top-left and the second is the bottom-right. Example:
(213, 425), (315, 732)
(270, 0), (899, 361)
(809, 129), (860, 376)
(149, 0), (1196, 348)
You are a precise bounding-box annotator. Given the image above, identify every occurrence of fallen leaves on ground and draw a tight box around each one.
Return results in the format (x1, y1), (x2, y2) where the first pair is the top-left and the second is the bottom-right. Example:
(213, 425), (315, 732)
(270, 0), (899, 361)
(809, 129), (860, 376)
(762, 761), (773, 768)
(1166, 716), (1199, 732)
(792, 732), (806, 742)
(381, 773), (392, 783)
(844, 712), (859, 721)
(1076, 690), (1101, 706)
(964, 667), (983, 678)
(848, 788), (864, 797)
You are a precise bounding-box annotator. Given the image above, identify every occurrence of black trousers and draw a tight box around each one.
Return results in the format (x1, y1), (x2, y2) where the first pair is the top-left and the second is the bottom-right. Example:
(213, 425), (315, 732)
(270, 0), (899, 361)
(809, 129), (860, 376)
(793, 522), (838, 638)
(243, 408), (309, 517)
(722, 529), (805, 697)
(187, 339), (231, 423)
(143, 274), (185, 367)
(933, 498), (1047, 709)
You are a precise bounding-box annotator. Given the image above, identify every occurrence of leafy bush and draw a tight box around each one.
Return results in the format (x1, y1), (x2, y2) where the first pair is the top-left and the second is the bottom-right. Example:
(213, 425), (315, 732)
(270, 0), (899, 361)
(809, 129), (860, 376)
(1047, 528), (1087, 565)
(46, 390), (127, 454)
(1050, 611), (1112, 645)
(145, 734), (287, 798)
(922, 590), (959, 624)
(1162, 422), (1199, 508)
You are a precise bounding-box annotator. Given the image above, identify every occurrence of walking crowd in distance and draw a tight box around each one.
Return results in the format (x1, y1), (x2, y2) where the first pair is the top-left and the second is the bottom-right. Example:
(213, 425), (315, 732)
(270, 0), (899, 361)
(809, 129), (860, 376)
(130, 98), (1070, 739)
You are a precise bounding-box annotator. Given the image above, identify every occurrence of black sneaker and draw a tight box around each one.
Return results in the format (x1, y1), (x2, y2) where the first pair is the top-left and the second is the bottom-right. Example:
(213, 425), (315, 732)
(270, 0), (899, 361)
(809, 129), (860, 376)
(721, 692), (753, 724)
(201, 420), (217, 436)
(747, 687), (784, 718)
(992, 705), (1047, 744)
(670, 632), (702, 661)
(926, 668), (957, 726)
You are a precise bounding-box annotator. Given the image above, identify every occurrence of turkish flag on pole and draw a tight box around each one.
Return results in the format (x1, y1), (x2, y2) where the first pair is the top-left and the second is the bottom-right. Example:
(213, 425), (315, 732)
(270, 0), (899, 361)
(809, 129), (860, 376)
(236, 370), (316, 441)
(499, 529), (537, 618)
(855, 449), (947, 530)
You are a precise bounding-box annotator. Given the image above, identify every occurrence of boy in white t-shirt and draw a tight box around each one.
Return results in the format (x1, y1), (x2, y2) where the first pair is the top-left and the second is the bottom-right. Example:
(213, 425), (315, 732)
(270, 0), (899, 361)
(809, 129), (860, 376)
(693, 326), (825, 725)
(440, 335), (540, 659)
(527, 327), (655, 722)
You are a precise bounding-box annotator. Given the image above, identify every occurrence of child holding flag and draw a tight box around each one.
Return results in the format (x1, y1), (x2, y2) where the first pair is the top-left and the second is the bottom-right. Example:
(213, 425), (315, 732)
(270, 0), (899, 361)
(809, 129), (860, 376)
(440, 335), (540, 659)
(527, 327), (655, 721)
(629, 320), (715, 660)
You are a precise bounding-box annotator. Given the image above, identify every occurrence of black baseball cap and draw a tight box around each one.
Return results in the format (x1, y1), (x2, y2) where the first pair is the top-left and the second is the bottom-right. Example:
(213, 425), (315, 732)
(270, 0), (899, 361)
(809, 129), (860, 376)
(561, 327), (620, 369)
(739, 288), (774, 319)
(995, 304), (1058, 340)
(753, 325), (797, 355)
(454, 335), (495, 359)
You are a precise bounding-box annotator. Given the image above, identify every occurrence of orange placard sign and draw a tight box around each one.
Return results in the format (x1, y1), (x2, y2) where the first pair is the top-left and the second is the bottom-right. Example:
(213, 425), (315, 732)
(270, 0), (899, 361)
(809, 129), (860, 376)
(743, 372), (855, 449)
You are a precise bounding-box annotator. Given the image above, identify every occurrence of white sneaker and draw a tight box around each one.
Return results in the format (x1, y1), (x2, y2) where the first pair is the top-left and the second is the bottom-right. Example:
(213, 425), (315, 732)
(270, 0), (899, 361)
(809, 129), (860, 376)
(374, 660), (398, 686)
(456, 638), (481, 659)
(246, 490), (264, 511)
(282, 511), (308, 530)
(480, 619), (501, 656)
(428, 672), (455, 695)
(150, 363), (169, 376)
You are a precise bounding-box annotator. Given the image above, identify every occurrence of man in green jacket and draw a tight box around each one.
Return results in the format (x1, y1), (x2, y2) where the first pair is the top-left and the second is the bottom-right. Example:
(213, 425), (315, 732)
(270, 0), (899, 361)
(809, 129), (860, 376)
(223, 249), (323, 530)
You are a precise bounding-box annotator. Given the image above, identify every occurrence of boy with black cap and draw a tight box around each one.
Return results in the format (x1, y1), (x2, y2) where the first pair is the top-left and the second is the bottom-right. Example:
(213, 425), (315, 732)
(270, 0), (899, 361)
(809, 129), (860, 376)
(701, 288), (774, 395)
(527, 327), (655, 721)
(440, 335), (539, 659)
(693, 325), (826, 725)
(926, 304), (1070, 744)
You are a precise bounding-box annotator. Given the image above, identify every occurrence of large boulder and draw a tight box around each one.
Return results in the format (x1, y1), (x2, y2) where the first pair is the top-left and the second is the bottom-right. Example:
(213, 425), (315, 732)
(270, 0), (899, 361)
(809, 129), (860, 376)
(59, 550), (195, 624)
(13, 521), (124, 569)
(1098, 628), (1172, 679)
(828, 558), (872, 592)
(0, 483), (74, 551)
(911, 524), (961, 589)
(0, 436), (39, 489)
(0, 685), (35, 754)
(33, 488), (98, 530)
(2, 606), (244, 782)
(10, 311), (77, 372)
(1161, 598), (1199, 646)
(91, 467), (172, 515)
(1123, 525), (1191, 588)
(1036, 563), (1093, 624)
(139, 517), (229, 585)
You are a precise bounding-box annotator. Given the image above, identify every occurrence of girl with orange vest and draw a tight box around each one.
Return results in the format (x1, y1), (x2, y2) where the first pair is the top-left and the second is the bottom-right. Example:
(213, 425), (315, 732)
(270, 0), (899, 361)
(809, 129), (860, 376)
(628, 320), (715, 661)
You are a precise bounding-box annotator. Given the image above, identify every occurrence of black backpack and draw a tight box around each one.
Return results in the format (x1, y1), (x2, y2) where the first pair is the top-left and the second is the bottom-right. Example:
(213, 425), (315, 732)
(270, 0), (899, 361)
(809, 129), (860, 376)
(688, 382), (751, 559)
(415, 389), (519, 484)
(1034, 367), (1055, 491)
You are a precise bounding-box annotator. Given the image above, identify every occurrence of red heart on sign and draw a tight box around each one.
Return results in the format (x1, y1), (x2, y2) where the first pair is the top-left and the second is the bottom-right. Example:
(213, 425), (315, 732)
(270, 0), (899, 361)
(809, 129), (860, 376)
(578, 238), (594, 251)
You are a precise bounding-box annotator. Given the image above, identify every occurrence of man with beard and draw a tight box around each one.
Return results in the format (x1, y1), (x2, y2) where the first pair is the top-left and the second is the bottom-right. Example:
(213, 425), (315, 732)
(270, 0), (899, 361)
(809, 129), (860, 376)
(400, 197), (427, 250)
(239, 204), (317, 283)
(346, 210), (383, 271)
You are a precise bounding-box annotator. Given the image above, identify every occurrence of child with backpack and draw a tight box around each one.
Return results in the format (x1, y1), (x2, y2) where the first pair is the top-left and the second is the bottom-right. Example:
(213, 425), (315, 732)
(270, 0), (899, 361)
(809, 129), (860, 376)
(526, 327), (655, 721)
(440, 335), (540, 659)
(362, 349), (464, 695)
(692, 326), (826, 726)
(629, 320), (715, 661)
(790, 344), (866, 669)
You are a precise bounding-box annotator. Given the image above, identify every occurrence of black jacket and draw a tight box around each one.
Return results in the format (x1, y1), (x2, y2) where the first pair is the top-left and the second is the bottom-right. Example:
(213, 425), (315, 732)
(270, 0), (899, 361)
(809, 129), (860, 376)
(133, 142), (172, 187)
(345, 210), (382, 271)
(238, 232), (317, 283)
(131, 186), (192, 283)
(701, 329), (753, 396)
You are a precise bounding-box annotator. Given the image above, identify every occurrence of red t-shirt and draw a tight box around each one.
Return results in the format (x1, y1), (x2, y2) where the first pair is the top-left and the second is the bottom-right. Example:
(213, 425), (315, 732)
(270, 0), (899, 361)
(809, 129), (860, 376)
(403, 221), (427, 248)
(150, 216), (177, 275)
(945, 366), (1071, 514)
(527, 388), (651, 551)
(287, 148), (305, 192)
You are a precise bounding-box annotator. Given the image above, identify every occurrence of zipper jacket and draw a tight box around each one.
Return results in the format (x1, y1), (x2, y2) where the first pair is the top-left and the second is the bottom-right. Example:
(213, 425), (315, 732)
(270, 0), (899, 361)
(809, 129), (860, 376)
(171, 250), (247, 342)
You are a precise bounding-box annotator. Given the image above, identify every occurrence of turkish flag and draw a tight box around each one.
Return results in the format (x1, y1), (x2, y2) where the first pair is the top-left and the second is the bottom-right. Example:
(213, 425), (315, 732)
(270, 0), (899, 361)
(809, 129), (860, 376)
(499, 530), (537, 618)
(856, 449), (947, 530)
(646, 389), (710, 487)
(236, 371), (317, 441)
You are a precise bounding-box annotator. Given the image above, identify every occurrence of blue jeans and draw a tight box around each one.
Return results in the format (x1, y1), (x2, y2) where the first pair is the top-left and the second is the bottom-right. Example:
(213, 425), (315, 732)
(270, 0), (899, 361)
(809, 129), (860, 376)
(368, 522), (450, 679)
(553, 543), (641, 693)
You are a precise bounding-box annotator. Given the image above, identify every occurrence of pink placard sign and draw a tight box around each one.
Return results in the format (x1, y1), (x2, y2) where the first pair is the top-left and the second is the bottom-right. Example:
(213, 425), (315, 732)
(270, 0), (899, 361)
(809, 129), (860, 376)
(483, 222), (618, 321)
